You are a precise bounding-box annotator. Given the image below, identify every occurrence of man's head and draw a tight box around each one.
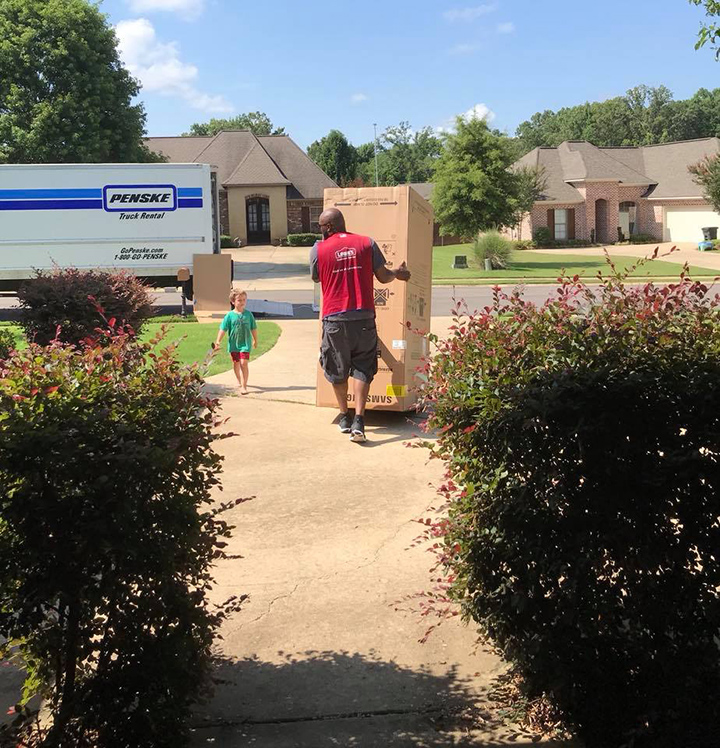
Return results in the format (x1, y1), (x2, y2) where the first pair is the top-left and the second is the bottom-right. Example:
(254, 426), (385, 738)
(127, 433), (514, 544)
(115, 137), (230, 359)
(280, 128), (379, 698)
(318, 208), (346, 240)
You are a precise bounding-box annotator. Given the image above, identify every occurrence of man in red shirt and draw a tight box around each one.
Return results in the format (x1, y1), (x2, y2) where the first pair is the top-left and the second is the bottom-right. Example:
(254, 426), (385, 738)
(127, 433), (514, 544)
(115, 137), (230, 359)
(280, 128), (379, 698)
(311, 207), (410, 442)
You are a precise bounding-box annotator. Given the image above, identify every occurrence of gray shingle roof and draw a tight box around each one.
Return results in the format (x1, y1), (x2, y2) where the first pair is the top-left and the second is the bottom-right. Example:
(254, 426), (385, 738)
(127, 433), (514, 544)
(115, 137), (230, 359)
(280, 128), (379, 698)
(515, 147), (584, 203)
(145, 131), (336, 196)
(258, 136), (337, 198)
(639, 138), (720, 198)
(145, 136), (214, 164)
(514, 138), (720, 202)
(224, 139), (289, 187)
(559, 141), (651, 184)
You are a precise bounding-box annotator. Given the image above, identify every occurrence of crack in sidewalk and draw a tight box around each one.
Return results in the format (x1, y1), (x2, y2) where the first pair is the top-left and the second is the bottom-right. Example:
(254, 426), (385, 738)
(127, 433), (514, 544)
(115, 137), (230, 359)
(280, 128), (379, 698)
(243, 582), (301, 626)
(192, 704), (456, 729)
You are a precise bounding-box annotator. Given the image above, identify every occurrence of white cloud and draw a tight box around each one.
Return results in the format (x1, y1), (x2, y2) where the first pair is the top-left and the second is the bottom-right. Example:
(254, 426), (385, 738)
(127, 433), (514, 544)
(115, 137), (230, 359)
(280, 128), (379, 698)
(443, 4), (497, 22)
(448, 42), (483, 55)
(497, 21), (515, 34)
(463, 103), (496, 122)
(115, 19), (233, 114)
(436, 102), (496, 133)
(126, 0), (205, 21)
(351, 93), (369, 104)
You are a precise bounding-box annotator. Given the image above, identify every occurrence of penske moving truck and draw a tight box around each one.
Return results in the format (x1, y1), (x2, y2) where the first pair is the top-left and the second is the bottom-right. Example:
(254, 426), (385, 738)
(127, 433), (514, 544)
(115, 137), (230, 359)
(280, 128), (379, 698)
(0, 163), (219, 296)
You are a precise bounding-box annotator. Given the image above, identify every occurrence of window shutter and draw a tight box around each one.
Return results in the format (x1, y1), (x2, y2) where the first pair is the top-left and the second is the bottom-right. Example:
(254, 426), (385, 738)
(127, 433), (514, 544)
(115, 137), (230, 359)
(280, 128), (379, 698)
(301, 206), (310, 232)
(567, 208), (576, 240)
(547, 209), (555, 240)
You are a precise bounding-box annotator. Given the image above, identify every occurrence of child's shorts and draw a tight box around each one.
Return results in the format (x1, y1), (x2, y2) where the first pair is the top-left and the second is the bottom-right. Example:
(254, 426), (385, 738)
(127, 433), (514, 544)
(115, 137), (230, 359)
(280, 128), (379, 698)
(230, 351), (250, 362)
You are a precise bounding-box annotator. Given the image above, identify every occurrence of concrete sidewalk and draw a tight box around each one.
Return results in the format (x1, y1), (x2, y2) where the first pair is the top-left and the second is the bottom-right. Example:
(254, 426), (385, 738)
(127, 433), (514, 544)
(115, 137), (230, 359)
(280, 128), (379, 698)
(195, 322), (574, 746)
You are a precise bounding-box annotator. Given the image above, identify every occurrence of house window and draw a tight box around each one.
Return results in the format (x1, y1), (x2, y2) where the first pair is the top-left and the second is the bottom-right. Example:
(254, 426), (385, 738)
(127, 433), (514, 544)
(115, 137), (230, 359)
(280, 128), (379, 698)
(554, 209), (568, 240)
(310, 206), (322, 230)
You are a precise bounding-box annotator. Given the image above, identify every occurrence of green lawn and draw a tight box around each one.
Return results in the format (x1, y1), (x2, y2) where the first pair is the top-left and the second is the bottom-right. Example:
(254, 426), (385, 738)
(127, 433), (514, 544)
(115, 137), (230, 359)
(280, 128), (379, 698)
(433, 244), (719, 284)
(142, 319), (281, 376)
(0, 318), (282, 377)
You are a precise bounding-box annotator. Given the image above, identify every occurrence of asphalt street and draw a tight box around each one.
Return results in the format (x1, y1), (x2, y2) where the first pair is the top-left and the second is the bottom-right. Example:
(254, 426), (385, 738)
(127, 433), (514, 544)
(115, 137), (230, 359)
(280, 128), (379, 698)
(3, 283), (717, 322)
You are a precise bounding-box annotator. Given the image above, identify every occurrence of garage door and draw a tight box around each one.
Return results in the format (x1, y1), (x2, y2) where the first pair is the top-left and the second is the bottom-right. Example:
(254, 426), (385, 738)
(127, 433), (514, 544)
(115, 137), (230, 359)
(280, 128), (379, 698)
(665, 206), (720, 242)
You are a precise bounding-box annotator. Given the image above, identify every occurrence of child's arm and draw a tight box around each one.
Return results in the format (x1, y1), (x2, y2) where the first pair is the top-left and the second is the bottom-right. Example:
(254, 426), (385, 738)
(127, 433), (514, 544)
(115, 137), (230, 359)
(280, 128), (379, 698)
(250, 313), (258, 349)
(212, 328), (226, 352)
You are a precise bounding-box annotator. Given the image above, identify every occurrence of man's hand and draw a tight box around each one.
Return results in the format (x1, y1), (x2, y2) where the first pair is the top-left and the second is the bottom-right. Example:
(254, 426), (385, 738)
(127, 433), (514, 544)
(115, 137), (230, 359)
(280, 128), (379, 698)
(394, 261), (411, 281)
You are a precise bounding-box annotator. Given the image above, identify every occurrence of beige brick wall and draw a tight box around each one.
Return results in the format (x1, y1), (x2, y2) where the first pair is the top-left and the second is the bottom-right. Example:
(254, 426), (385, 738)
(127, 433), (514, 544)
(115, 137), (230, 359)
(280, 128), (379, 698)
(226, 186), (288, 245)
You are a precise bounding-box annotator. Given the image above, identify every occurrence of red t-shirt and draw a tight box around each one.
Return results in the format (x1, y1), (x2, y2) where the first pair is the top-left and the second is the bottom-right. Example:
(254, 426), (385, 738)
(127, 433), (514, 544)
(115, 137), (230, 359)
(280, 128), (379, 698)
(315, 232), (377, 318)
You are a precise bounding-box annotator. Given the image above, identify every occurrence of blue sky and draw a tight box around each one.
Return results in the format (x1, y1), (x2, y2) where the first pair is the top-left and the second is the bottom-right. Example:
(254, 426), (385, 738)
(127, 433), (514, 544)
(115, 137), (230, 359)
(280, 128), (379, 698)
(102, 0), (720, 149)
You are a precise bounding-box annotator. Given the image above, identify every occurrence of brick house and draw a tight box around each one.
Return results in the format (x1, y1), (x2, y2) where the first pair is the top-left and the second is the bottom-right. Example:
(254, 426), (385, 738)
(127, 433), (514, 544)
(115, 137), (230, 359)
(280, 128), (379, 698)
(146, 131), (337, 245)
(512, 138), (720, 244)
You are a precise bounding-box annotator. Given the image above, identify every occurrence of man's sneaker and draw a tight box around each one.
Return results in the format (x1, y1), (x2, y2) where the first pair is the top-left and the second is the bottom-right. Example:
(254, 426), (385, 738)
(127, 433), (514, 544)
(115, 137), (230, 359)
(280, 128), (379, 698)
(338, 412), (353, 433)
(350, 415), (366, 443)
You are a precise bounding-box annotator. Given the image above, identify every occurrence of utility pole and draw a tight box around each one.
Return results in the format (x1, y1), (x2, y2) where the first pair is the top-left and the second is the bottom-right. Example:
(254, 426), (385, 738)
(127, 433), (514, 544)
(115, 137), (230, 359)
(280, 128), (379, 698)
(373, 123), (379, 187)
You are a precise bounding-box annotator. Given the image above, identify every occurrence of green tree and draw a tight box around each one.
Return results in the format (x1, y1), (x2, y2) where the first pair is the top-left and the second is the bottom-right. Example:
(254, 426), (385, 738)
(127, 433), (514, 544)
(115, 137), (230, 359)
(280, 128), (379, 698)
(510, 165), (547, 234)
(353, 123), (442, 186)
(690, 0), (720, 56)
(379, 122), (442, 184)
(432, 116), (518, 237)
(0, 0), (155, 163)
(184, 112), (285, 137)
(514, 85), (720, 153)
(690, 154), (720, 211)
(307, 129), (357, 184)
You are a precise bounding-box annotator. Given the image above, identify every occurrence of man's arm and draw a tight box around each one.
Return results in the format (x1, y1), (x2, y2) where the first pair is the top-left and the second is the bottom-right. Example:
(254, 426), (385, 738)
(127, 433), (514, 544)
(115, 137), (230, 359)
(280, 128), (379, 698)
(374, 260), (411, 284)
(370, 239), (411, 284)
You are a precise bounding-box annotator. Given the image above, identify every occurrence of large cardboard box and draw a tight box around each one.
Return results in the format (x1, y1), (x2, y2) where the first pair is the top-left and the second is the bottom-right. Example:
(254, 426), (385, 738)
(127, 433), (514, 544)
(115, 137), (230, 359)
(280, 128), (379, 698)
(316, 186), (433, 412)
(193, 253), (232, 321)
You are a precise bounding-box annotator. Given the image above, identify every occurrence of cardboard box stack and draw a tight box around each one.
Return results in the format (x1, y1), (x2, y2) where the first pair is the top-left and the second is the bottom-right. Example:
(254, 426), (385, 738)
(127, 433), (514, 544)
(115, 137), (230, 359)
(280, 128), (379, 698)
(316, 186), (433, 412)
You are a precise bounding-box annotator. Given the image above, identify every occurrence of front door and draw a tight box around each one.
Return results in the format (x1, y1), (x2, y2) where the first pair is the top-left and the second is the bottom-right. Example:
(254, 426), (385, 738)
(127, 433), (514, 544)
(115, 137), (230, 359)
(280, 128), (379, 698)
(246, 197), (271, 244)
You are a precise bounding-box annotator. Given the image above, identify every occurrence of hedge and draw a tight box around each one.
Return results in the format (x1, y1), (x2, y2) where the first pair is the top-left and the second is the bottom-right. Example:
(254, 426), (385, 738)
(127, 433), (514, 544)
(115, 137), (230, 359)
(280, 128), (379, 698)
(286, 233), (322, 246)
(421, 265), (720, 746)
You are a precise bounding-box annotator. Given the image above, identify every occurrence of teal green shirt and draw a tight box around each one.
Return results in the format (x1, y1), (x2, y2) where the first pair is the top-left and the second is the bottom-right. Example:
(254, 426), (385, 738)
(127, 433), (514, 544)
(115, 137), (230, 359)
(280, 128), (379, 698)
(220, 309), (257, 353)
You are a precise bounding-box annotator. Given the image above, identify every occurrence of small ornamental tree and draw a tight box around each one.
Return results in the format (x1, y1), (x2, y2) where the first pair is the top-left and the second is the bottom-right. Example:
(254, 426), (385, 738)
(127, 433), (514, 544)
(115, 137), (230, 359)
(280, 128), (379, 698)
(0, 325), (243, 747)
(690, 154), (720, 213)
(18, 267), (154, 346)
(432, 116), (519, 237)
(420, 257), (720, 746)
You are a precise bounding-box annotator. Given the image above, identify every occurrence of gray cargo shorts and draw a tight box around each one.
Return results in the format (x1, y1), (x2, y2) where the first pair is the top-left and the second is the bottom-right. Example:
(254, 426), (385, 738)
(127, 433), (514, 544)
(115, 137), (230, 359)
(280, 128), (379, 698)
(320, 318), (378, 384)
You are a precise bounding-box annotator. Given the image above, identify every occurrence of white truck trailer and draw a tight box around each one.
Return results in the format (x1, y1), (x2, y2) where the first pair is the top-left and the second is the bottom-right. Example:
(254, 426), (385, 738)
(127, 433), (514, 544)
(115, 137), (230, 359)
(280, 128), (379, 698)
(0, 163), (220, 296)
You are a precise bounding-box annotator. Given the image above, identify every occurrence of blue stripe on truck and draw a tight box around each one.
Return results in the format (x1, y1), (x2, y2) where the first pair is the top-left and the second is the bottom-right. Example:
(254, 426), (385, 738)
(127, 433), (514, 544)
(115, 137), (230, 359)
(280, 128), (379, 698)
(0, 199), (104, 210)
(178, 198), (203, 208)
(0, 189), (103, 199)
(177, 188), (203, 197)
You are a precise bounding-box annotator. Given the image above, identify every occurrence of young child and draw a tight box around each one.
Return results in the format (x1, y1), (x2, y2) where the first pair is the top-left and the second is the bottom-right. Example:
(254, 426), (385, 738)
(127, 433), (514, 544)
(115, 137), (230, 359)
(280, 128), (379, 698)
(213, 290), (258, 394)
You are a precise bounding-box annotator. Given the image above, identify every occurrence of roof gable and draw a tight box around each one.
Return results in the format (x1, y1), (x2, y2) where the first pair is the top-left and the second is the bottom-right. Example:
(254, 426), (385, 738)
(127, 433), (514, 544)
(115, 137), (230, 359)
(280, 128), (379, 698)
(258, 136), (337, 198)
(145, 131), (336, 196)
(512, 138), (720, 202)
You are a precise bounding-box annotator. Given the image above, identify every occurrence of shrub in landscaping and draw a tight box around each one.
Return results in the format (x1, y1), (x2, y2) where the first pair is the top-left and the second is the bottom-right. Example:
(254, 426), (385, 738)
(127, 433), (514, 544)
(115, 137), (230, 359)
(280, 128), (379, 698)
(0, 326), (239, 747)
(629, 233), (658, 244)
(18, 267), (154, 346)
(531, 226), (552, 246)
(286, 233), (322, 247)
(421, 267), (720, 747)
(511, 239), (533, 250)
(472, 231), (512, 269)
(220, 234), (239, 248)
(0, 328), (15, 359)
